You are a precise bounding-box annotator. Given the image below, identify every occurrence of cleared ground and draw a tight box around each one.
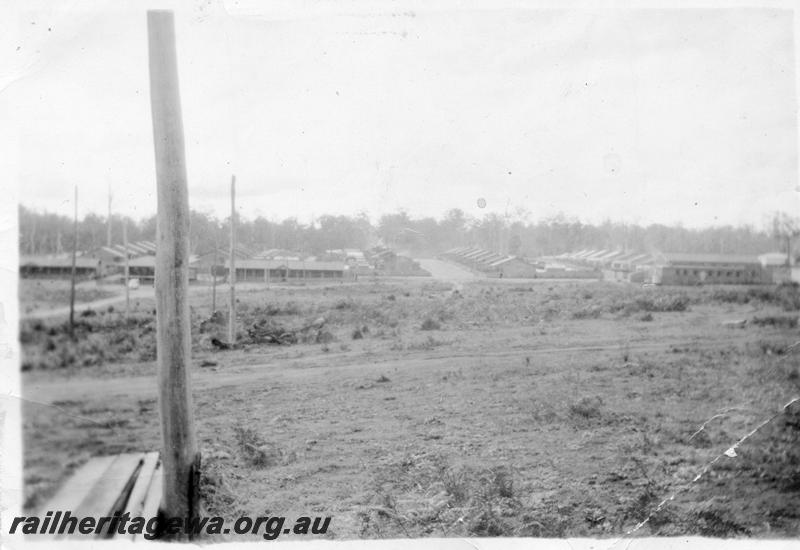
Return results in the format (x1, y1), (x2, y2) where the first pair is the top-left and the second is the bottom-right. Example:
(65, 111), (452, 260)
(19, 279), (119, 317)
(20, 277), (800, 540)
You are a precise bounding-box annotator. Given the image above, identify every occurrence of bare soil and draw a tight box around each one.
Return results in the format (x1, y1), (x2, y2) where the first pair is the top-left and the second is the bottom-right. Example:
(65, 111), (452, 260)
(20, 277), (800, 540)
(19, 279), (118, 316)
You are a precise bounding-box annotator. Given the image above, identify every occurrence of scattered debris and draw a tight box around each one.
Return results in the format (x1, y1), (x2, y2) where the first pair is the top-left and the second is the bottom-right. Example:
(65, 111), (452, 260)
(247, 319), (297, 345)
(208, 449), (231, 460)
(199, 310), (225, 333)
(211, 338), (234, 350)
(309, 316), (326, 329)
(721, 319), (747, 329)
(751, 315), (798, 329)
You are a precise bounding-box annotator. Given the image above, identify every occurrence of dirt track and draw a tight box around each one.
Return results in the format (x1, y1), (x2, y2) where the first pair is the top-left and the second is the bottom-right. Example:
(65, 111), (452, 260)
(24, 334), (748, 405)
(416, 258), (479, 281)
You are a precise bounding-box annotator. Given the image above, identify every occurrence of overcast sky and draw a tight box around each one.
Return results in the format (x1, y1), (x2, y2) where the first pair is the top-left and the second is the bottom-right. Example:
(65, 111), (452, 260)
(4, 1), (798, 228)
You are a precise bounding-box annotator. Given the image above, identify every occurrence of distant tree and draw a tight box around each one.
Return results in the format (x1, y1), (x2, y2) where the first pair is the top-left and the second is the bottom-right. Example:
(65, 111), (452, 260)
(770, 212), (800, 265)
(17, 203), (782, 259)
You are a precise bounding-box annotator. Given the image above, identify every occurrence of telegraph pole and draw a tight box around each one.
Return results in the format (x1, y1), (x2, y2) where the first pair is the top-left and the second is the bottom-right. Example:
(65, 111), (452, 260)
(69, 186), (78, 337)
(123, 219), (130, 319)
(147, 9), (199, 534)
(211, 235), (218, 312)
(107, 185), (113, 247)
(228, 175), (236, 343)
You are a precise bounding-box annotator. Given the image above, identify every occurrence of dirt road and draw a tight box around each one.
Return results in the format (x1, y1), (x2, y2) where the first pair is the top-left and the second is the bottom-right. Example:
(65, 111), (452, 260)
(23, 283), (228, 320)
(22, 287), (156, 320)
(416, 258), (479, 281)
(23, 336), (745, 405)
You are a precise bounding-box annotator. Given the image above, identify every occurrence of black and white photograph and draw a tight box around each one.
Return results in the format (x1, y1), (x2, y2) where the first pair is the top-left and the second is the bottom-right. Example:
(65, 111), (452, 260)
(2, 0), (800, 546)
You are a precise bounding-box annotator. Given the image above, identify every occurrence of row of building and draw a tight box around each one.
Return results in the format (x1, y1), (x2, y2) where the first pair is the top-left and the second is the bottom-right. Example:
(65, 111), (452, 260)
(368, 247), (430, 276)
(20, 244), (427, 283)
(441, 247), (600, 279)
(20, 254), (349, 284)
(556, 249), (792, 285)
(442, 247), (540, 278)
(20, 240), (160, 280)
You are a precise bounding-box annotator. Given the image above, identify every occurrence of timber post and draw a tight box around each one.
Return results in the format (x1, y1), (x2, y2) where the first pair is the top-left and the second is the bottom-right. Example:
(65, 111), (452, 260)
(69, 186), (78, 337)
(228, 175), (236, 343)
(147, 9), (200, 537)
(123, 219), (130, 319)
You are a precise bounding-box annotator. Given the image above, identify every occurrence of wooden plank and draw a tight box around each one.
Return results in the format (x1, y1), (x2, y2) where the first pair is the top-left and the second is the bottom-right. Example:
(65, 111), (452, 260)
(124, 452), (160, 518)
(147, 9), (200, 530)
(71, 453), (145, 520)
(37, 455), (116, 515)
(132, 459), (163, 541)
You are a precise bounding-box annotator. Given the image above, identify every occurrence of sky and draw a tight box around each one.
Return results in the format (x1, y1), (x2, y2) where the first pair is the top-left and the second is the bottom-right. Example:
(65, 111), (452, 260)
(3, 0), (799, 229)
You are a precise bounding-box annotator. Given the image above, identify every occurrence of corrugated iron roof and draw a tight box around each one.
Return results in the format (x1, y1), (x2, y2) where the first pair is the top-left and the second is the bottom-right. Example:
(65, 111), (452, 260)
(655, 252), (760, 265)
(232, 259), (345, 271)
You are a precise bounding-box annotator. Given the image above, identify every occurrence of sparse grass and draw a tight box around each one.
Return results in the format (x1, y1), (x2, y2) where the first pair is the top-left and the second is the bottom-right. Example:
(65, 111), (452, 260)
(360, 453), (522, 537)
(407, 335), (448, 351)
(568, 396), (603, 420)
(233, 426), (286, 468)
(706, 282), (800, 311)
(19, 279), (117, 313)
(20, 277), (800, 539)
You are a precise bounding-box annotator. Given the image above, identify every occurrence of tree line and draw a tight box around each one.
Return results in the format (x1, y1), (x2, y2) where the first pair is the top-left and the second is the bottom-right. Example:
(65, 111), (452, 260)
(18, 205), (793, 259)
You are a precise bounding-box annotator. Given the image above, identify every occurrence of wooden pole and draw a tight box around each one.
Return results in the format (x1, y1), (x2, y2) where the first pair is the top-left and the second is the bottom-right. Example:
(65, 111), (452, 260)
(211, 237), (218, 312)
(69, 186), (78, 337)
(228, 175), (236, 343)
(107, 185), (113, 247)
(147, 10), (199, 534)
(123, 219), (130, 319)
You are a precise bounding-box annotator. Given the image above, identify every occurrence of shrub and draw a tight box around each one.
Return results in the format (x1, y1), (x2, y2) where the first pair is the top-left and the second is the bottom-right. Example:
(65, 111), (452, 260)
(233, 426), (281, 468)
(752, 315), (798, 329)
(775, 282), (800, 311)
(572, 305), (603, 319)
(569, 396), (603, 419)
(757, 339), (788, 355)
(421, 318), (441, 331)
(634, 294), (689, 312)
(709, 289), (750, 304)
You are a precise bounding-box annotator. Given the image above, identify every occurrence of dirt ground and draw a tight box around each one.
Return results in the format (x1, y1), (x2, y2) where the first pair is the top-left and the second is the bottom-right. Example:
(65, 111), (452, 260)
(19, 275), (800, 540)
(19, 279), (118, 316)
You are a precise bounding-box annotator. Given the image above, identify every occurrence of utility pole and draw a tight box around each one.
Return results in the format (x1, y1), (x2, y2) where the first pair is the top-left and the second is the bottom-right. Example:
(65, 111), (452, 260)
(69, 186), (78, 337)
(228, 175), (236, 343)
(107, 185), (113, 247)
(123, 218), (130, 319)
(211, 235), (218, 312)
(147, 10), (199, 535)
